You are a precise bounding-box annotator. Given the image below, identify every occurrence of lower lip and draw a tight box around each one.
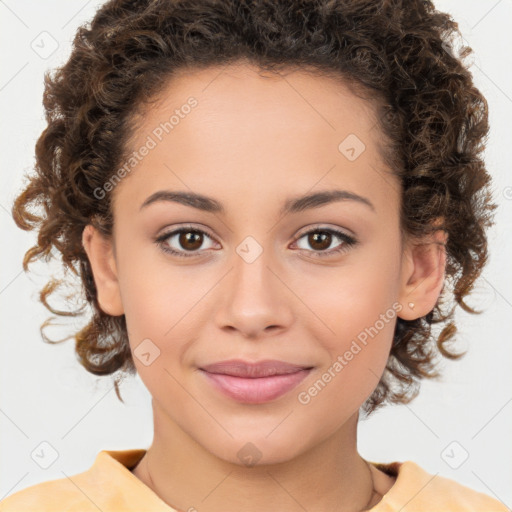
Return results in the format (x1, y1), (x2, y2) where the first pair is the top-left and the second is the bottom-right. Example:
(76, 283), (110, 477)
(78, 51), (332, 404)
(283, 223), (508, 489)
(200, 369), (312, 404)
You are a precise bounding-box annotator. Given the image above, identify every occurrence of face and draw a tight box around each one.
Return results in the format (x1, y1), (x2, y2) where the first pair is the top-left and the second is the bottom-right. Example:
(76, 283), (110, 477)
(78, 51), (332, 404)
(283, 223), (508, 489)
(83, 62), (445, 466)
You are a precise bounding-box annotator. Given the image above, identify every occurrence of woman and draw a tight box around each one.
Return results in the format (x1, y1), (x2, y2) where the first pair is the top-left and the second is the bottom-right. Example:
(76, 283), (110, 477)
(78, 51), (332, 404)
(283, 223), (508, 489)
(6, 0), (506, 510)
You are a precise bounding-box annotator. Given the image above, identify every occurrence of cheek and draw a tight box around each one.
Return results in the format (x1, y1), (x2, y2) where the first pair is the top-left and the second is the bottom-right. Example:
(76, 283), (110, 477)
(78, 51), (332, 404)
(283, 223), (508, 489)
(305, 258), (399, 343)
(117, 253), (215, 383)
(297, 291), (397, 427)
(116, 236), (199, 333)
(296, 254), (399, 393)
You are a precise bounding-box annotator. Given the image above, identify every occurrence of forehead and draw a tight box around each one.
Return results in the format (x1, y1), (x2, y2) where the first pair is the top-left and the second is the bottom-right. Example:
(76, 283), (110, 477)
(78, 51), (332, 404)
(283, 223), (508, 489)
(113, 62), (399, 216)
(131, 62), (382, 145)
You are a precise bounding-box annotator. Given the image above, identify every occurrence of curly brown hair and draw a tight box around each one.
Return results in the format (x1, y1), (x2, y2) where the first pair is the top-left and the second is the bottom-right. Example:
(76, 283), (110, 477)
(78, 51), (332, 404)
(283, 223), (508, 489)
(11, 0), (496, 415)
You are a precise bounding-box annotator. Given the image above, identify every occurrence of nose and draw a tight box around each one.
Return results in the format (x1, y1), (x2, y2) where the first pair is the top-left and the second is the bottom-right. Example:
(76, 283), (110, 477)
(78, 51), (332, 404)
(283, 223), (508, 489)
(213, 243), (294, 339)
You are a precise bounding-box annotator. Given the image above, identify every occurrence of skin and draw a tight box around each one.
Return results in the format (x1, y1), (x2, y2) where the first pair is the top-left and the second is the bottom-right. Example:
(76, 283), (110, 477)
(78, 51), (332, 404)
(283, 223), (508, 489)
(82, 62), (447, 512)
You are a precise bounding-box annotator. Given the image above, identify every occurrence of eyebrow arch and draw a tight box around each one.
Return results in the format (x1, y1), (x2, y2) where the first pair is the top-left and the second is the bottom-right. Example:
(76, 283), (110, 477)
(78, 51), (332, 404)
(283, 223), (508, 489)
(281, 189), (375, 215)
(139, 189), (376, 215)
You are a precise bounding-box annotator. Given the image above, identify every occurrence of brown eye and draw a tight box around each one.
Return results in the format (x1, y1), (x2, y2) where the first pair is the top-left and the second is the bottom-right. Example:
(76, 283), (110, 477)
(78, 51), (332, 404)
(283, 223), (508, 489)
(156, 226), (217, 258)
(307, 231), (332, 251)
(294, 227), (357, 257)
(178, 231), (203, 251)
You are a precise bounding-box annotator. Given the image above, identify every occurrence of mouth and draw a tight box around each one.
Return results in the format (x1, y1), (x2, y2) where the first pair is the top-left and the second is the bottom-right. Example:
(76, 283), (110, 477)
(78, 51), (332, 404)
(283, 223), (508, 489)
(198, 359), (314, 404)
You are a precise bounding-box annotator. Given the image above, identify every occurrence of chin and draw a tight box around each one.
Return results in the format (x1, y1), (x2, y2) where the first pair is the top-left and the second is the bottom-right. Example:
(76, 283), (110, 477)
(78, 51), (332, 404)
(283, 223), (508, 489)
(202, 430), (312, 468)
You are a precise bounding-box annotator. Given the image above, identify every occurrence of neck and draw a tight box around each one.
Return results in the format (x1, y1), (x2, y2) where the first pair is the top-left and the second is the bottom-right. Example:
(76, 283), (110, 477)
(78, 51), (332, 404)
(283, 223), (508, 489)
(131, 401), (387, 512)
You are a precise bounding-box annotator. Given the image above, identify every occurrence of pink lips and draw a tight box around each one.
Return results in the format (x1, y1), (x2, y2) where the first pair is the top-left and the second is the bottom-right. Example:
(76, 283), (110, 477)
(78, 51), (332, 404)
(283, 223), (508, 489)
(199, 359), (313, 404)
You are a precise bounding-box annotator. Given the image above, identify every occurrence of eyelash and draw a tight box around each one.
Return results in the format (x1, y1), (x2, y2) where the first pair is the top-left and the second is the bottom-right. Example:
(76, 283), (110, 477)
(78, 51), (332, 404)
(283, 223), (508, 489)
(155, 224), (358, 259)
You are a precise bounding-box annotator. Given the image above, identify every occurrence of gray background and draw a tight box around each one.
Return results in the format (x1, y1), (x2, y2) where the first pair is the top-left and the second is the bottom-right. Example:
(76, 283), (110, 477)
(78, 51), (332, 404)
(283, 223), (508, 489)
(1, 0), (511, 506)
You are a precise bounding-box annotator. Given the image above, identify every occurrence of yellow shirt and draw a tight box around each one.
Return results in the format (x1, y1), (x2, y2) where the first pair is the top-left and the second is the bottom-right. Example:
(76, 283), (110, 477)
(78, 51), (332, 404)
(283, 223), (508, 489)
(0, 449), (507, 511)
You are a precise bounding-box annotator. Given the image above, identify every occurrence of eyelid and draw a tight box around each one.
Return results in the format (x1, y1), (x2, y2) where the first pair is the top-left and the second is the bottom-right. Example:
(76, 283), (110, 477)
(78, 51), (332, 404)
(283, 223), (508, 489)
(156, 223), (217, 241)
(294, 223), (353, 239)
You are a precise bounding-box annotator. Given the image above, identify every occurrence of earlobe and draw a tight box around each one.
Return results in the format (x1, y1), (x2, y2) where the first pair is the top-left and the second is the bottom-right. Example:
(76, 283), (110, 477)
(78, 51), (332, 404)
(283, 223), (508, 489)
(81, 224), (124, 316)
(397, 229), (448, 320)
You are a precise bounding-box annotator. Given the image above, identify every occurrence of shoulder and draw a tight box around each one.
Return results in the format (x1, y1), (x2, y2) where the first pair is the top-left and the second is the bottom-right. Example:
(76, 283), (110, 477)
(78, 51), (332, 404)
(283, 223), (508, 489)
(0, 449), (152, 512)
(0, 475), (98, 511)
(422, 469), (509, 511)
(371, 460), (509, 511)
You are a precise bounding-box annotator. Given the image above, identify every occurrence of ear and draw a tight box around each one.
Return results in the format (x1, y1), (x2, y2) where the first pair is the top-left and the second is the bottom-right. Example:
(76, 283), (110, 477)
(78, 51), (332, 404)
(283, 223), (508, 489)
(81, 224), (124, 316)
(397, 227), (448, 321)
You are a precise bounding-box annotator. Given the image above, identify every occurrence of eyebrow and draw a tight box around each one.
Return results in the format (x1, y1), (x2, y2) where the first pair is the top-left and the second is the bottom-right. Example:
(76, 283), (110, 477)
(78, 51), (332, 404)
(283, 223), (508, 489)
(139, 189), (376, 215)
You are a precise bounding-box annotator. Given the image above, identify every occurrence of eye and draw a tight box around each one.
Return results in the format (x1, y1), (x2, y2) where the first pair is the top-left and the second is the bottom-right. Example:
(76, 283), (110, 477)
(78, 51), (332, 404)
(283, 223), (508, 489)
(292, 226), (357, 258)
(155, 225), (218, 258)
(155, 224), (358, 259)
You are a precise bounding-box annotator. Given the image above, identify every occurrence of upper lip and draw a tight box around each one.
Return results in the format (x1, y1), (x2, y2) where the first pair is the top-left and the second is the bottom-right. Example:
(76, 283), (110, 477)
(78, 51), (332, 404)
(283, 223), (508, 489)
(199, 359), (313, 378)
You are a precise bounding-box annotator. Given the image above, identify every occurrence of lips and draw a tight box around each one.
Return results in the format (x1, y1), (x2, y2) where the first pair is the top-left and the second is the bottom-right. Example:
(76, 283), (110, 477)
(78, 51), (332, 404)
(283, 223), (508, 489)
(199, 359), (313, 403)
(199, 359), (313, 378)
